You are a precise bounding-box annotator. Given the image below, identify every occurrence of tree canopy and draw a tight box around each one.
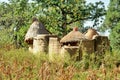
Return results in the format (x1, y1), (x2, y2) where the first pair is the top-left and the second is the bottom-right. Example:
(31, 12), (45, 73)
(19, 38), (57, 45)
(0, 0), (106, 47)
(103, 0), (120, 50)
(33, 0), (106, 35)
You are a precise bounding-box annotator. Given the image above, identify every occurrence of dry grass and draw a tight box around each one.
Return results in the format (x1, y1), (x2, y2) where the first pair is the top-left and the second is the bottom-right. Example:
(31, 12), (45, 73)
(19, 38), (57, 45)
(0, 46), (120, 80)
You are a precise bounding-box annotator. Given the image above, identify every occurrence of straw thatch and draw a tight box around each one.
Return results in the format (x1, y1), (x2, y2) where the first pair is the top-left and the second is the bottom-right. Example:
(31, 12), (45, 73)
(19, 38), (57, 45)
(25, 19), (50, 44)
(85, 28), (99, 40)
(60, 27), (83, 43)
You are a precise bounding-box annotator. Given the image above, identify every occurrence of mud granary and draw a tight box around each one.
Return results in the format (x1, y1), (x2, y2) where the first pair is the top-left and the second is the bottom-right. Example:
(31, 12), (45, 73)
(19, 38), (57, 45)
(25, 19), (110, 59)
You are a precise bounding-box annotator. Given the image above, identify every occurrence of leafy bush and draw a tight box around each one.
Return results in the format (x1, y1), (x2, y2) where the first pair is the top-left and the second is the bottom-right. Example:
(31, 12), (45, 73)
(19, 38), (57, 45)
(110, 23), (120, 50)
(0, 29), (13, 47)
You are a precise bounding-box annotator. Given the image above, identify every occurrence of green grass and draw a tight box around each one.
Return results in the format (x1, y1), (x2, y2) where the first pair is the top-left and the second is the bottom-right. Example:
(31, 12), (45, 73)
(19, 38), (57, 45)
(0, 46), (120, 80)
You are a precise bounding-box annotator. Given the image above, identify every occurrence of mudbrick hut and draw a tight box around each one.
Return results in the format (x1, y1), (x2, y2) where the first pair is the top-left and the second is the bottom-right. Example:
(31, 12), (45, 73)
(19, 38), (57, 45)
(80, 28), (99, 54)
(25, 18), (60, 55)
(60, 27), (84, 59)
(24, 18), (51, 54)
(60, 27), (110, 59)
(25, 19), (110, 59)
(84, 28), (110, 54)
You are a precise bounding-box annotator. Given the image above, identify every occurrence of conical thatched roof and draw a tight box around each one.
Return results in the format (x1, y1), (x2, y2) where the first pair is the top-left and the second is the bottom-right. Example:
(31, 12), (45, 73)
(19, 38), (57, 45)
(60, 27), (83, 43)
(25, 19), (50, 44)
(85, 28), (99, 40)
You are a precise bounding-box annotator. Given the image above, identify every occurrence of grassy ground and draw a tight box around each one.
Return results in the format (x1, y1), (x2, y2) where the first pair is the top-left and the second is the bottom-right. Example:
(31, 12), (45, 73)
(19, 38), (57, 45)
(0, 46), (120, 80)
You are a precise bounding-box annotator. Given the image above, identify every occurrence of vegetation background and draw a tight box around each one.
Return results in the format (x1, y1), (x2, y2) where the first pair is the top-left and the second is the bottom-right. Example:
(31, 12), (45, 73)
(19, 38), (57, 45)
(0, 0), (120, 79)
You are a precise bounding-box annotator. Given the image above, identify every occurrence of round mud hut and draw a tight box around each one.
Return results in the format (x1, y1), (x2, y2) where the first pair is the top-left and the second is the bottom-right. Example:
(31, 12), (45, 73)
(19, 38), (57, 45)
(24, 18), (51, 53)
(60, 27), (84, 59)
(85, 28), (99, 40)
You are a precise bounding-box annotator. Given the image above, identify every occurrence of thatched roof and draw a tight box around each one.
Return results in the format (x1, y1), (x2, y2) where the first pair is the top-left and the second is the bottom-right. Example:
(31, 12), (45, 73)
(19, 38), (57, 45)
(60, 27), (83, 43)
(85, 28), (99, 40)
(25, 19), (50, 44)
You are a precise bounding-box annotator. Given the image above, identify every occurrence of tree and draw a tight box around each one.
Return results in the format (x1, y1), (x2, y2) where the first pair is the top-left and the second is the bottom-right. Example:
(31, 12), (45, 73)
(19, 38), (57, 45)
(103, 0), (120, 29)
(0, 0), (106, 47)
(0, 0), (35, 47)
(33, 0), (106, 36)
(103, 0), (120, 50)
(109, 23), (120, 50)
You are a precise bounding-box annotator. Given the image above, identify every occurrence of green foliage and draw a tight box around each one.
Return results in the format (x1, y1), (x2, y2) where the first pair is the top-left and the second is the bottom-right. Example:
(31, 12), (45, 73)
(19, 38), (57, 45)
(0, 0), (35, 47)
(103, 0), (120, 29)
(110, 23), (120, 50)
(102, 0), (120, 50)
(35, 0), (87, 36)
(0, 0), (106, 47)
(0, 29), (13, 46)
(34, 0), (106, 36)
(15, 25), (29, 47)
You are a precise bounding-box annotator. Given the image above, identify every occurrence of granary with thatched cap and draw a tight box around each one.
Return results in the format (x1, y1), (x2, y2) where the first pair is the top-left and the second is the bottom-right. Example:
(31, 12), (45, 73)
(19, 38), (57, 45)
(24, 18), (51, 44)
(84, 28), (99, 40)
(60, 27), (84, 60)
(60, 27), (84, 46)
